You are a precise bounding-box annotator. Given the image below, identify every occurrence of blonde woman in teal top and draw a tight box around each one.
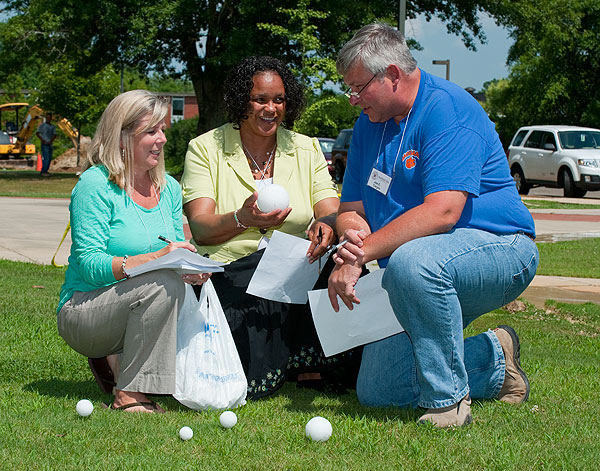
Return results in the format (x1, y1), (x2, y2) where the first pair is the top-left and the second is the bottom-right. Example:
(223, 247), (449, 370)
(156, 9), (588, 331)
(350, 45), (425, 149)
(57, 90), (210, 413)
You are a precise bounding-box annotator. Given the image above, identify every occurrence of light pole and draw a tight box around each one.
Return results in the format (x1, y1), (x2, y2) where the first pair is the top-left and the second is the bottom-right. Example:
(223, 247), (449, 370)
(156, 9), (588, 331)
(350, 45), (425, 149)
(398, 0), (406, 37)
(432, 59), (450, 81)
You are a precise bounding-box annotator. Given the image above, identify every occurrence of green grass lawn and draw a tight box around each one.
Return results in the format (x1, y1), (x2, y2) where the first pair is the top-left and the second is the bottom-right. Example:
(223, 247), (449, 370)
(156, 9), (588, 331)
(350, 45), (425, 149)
(536, 238), (600, 278)
(0, 170), (79, 198)
(523, 199), (600, 210)
(1, 260), (599, 470)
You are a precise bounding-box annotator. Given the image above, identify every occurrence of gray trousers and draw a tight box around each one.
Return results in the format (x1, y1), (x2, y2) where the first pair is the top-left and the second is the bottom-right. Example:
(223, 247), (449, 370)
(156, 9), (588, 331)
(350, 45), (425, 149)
(58, 271), (186, 394)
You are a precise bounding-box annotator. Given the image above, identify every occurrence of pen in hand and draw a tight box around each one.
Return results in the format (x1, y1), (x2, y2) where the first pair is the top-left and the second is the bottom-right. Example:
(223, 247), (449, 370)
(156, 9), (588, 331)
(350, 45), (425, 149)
(324, 229), (365, 257)
(158, 235), (173, 244)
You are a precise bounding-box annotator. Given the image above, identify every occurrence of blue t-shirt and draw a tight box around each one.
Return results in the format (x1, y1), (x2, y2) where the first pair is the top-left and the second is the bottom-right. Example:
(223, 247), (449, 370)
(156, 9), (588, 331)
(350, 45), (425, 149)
(341, 69), (535, 267)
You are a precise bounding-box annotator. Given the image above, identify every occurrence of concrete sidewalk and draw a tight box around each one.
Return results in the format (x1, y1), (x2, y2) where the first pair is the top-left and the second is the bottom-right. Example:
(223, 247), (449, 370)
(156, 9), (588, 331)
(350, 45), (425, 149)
(2, 195), (600, 307)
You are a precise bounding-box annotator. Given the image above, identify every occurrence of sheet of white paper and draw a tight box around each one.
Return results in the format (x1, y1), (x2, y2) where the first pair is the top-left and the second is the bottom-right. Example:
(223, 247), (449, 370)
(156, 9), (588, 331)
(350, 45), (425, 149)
(246, 231), (320, 304)
(126, 248), (225, 277)
(308, 269), (404, 357)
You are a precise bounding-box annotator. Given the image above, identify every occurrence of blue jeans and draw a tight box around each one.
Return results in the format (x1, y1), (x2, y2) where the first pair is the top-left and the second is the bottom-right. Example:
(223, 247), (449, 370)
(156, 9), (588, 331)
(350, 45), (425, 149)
(41, 144), (53, 173)
(357, 229), (538, 409)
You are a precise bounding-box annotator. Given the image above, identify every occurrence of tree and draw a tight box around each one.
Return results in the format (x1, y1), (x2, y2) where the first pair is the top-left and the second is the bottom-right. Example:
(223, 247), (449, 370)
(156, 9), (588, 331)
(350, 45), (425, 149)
(485, 0), (600, 138)
(294, 94), (360, 138)
(1, 0), (499, 134)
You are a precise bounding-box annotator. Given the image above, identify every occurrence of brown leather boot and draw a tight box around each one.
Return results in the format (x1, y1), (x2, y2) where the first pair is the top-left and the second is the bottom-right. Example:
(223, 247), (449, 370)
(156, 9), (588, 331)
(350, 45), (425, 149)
(418, 394), (472, 428)
(495, 325), (530, 403)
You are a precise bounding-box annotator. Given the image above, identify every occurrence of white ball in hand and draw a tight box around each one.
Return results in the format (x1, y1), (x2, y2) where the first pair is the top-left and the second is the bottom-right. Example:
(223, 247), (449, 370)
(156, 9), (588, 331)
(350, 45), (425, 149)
(305, 416), (332, 442)
(257, 184), (289, 213)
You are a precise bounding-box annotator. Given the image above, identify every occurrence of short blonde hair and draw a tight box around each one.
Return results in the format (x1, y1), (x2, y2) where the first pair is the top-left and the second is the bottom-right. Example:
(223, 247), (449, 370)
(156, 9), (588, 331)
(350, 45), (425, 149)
(86, 90), (169, 194)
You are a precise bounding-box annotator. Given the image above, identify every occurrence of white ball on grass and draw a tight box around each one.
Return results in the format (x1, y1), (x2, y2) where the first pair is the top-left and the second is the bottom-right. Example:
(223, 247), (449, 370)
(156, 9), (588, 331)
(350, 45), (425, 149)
(257, 184), (290, 213)
(75, 399), (94, 417)
(219, 410), (237, 428)
(179, 426), (193, 441)
(305, 416), (332, 442)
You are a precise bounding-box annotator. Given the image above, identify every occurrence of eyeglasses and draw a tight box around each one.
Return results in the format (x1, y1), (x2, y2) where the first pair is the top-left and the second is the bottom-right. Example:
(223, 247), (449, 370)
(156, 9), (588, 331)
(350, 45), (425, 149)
(344, 74), (378, 99)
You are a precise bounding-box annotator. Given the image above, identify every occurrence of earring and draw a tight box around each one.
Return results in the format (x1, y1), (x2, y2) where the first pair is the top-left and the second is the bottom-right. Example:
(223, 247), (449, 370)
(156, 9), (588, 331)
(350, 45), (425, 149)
(121, 148), (125, 159)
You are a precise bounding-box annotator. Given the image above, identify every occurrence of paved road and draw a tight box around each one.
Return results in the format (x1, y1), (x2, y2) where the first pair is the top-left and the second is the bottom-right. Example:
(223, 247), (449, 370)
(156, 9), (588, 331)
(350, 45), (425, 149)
(2, 195), (600, 307)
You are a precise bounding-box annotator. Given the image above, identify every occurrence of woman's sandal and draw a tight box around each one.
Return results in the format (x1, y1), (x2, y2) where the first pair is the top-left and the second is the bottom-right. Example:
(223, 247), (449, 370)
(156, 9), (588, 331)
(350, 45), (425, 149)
(88, 357), (116, 394)
(103, 400), (166, 413)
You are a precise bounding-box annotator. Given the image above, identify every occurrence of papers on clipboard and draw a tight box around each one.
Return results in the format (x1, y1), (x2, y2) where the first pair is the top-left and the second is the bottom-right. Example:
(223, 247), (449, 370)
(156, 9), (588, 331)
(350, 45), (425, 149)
(307, 268), (404, 357)
(126, 248), (225, 277)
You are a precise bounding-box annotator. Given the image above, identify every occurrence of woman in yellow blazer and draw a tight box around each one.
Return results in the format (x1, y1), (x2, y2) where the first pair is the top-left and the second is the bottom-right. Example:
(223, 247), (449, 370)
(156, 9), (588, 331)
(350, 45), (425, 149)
(181, 56), (361, 399)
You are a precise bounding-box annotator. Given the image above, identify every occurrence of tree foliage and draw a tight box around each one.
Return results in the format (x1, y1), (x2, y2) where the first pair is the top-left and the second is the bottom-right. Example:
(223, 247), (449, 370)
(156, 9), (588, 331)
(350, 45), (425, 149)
(485, 0), (600, 140)
(0, 0), (495, 134)
(294, 94), (360, 138)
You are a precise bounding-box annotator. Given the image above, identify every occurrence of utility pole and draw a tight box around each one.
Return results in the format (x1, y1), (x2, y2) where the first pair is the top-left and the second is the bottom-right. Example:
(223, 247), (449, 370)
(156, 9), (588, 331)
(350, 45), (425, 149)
(432, 59), (450, 81)
(398, 0), (406, 37)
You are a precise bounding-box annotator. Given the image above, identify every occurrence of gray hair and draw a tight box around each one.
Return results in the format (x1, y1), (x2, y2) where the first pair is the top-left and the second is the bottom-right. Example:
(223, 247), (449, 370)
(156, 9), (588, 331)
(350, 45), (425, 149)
(336, 23), (417, 77)
(86, 90), (168, 194)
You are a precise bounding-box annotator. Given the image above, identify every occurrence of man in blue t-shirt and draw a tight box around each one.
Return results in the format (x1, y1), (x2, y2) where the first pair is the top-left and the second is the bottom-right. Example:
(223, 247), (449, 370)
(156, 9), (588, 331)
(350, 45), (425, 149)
(328, 23), (539, 428)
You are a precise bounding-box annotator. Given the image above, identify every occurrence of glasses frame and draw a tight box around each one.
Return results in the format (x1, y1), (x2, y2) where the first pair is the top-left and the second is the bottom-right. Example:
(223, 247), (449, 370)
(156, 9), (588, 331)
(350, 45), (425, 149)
(344, 74), (378, 99)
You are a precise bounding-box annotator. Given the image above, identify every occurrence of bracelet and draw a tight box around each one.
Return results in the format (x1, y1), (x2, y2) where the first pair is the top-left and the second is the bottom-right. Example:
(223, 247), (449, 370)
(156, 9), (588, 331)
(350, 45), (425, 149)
(233, 209), (248, 229)
(121, 255), (131, 279)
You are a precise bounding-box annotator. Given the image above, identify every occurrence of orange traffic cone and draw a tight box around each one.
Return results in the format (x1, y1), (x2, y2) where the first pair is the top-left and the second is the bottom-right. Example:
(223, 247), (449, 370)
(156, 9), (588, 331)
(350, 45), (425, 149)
(36, 153), (42, 171)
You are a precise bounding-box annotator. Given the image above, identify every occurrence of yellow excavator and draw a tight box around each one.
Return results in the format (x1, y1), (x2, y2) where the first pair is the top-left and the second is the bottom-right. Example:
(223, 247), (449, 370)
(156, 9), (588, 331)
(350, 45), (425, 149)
(0, 102), (79, 159)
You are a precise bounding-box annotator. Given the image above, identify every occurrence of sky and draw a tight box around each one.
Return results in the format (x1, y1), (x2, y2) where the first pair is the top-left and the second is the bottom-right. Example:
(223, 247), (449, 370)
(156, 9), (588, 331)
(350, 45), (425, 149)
(408, 13), (513, 91)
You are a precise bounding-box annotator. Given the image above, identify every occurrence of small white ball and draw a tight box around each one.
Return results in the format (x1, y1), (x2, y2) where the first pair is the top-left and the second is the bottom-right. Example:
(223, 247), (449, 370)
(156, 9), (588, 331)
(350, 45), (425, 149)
(219, 410), (237, 429)
(305, 416), (332, 442)
(75, 399), (94, 417)
(179, 426), (193, 441)
(256, 184), (290, 213)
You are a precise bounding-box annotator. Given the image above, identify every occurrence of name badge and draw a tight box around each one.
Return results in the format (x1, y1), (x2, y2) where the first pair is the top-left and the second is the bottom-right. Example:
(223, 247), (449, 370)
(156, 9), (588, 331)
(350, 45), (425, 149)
(367, 168), (392, 195)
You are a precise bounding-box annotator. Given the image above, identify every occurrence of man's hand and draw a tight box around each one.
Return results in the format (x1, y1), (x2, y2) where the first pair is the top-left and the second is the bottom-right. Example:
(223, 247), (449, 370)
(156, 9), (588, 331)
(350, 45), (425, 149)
(332, 229), (367, 266)
(327, 262), (363, 312)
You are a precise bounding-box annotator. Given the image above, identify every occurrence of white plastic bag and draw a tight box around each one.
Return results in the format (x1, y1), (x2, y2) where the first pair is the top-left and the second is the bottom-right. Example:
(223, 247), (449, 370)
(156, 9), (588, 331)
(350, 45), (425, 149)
(174, 280), (247, 410)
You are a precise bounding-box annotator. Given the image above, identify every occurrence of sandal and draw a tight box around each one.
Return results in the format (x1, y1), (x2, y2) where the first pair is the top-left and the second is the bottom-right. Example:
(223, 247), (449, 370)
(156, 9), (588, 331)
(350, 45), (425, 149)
(104, 400), (166, 413)
(88, 357), (116, 394)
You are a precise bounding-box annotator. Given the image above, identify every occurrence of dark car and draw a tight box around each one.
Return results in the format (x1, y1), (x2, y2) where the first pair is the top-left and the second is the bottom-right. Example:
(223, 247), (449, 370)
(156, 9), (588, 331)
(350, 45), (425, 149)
(331, 129), (353, 183)
(317, 137), (335, 176)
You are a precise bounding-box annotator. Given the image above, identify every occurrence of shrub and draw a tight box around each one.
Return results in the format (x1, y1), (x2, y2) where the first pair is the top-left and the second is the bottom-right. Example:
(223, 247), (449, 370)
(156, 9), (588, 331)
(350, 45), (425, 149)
(164, 117), (199, 175)
(294, 94), (360, 138)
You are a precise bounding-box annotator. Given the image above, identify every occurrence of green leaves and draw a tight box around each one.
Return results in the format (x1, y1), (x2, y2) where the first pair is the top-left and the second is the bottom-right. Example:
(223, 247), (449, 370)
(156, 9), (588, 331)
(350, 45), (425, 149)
(484, 0), (600, 140)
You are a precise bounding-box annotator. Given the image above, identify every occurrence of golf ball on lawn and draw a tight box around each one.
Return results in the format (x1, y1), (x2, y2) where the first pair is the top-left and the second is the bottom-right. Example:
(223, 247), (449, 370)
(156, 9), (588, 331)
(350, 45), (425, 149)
(256, 184), (290, 213)
(179, 426), (193, 441)
(219, 410), (237, 428)
(305, 416), (332, 442)
(75, 399), (94, 417)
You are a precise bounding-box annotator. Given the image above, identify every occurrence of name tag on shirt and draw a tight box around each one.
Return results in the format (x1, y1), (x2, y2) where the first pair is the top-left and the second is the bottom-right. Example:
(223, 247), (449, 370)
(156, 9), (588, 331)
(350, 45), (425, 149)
(367, 168), (392, 195)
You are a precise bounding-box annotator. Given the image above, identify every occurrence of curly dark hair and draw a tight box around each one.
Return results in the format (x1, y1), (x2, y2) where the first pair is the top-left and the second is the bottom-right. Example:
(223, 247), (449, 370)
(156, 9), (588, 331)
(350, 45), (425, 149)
(223, 56), (306, 130)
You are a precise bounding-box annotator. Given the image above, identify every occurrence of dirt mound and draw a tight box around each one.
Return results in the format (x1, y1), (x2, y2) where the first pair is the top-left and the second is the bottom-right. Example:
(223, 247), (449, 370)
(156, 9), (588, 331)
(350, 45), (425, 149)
(50, 136), (92, 171)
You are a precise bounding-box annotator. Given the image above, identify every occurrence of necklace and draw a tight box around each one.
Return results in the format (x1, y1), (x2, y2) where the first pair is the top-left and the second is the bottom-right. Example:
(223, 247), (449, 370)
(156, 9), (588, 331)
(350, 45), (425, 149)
(132, 184), (169, 252)
(242, 142), (276, 180)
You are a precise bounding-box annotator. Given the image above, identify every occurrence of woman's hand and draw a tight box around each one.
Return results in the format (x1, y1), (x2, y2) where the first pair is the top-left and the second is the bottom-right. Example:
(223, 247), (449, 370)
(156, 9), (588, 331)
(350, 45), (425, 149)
(306, 220), (336, 263)
(236, 191), (292, 230)
(181, 272), (212, 286)
(158, 240), (197, 257)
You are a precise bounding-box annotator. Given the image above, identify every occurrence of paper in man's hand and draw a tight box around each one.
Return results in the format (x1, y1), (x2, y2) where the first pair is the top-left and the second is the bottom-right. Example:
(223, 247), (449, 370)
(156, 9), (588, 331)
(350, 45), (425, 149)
(308, 268), (404, 357)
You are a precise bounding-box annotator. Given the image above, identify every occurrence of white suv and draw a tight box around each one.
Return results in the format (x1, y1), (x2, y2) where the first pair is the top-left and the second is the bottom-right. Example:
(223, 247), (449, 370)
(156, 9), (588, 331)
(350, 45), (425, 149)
(508, 125), (600, 197)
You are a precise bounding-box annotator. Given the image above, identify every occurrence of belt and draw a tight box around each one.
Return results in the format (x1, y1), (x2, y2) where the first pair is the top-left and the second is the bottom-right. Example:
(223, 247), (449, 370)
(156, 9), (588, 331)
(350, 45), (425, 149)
(517, 231), (535, 241)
